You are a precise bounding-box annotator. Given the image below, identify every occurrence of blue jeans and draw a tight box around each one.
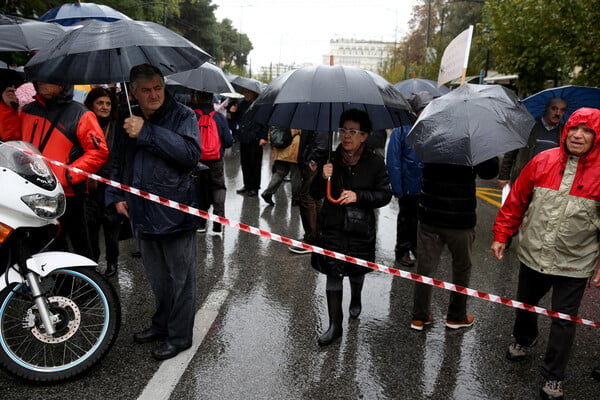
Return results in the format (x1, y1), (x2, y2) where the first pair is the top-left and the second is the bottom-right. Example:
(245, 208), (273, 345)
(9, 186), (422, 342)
(138, 230), (198, 347)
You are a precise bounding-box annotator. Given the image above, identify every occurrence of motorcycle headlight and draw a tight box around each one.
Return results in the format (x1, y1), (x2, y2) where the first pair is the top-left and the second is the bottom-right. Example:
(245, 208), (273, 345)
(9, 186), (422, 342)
(21, 193), (66, 219)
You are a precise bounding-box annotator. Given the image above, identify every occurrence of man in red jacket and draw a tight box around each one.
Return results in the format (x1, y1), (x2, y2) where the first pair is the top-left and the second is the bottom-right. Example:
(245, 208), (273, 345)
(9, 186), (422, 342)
(492, 108), (600, 400)
(20, 82), (108, 257)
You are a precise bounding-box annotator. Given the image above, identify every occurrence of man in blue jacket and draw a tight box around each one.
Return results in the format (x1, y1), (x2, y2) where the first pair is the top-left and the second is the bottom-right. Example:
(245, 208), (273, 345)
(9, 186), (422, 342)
(386, 91), (429, 268)
(106, 64), (201, 361)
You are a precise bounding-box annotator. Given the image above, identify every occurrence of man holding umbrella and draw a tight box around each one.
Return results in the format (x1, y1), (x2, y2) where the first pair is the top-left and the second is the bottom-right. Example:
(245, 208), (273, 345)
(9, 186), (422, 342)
(106, 64), (201, 361)
(498, 97), (568, 187)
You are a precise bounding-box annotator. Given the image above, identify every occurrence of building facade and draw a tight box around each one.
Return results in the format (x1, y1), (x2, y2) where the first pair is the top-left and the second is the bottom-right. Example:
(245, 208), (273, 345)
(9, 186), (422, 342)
(323, 39), (394, 72)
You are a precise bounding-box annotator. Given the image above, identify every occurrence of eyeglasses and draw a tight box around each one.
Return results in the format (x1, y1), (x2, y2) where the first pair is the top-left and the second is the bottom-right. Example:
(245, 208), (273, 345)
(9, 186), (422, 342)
(338, 128), (366, 136)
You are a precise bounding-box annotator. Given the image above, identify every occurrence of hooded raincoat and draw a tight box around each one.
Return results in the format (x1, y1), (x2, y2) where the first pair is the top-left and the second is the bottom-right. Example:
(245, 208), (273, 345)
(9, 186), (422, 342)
(493, 108), (600, 278)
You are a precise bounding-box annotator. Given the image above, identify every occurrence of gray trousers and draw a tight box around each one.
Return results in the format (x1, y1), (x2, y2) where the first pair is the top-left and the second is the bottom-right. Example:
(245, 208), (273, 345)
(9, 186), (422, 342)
(138, 230), (197, 347)
(412, 222), (475, 322)
(263, 160), (301, 201)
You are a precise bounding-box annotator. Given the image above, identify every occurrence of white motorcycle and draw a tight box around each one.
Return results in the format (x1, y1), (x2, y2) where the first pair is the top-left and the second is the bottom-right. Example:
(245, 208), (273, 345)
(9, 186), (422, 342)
(0, 141), (120, 382)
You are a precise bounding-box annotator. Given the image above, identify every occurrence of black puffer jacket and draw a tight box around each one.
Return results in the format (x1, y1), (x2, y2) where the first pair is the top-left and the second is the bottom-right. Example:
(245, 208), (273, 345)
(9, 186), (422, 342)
(311, 145), (392, 277)
(418, 158), (499, 229)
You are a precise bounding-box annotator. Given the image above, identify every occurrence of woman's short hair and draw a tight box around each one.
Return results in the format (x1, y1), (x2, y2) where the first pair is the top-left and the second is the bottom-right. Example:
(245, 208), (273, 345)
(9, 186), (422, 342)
(339, 109), (372, 133)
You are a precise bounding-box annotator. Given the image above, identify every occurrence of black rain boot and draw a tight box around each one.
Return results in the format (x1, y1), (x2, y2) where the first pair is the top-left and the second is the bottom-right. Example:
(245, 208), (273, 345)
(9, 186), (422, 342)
(318, 290), (343, 346)
(349, 281), (363, 319)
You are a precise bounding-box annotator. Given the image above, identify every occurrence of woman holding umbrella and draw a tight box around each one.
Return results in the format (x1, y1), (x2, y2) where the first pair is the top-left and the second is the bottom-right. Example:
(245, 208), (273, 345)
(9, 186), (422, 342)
(310, 109), (392, 346)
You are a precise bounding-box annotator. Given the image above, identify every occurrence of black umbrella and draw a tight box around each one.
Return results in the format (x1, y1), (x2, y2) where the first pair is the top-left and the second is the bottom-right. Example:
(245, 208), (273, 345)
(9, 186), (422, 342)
(0, 14), (69, 52)
(166, 62), (234, 94)
(394, 78), (450, 99)
(247, 65), (414, 132)
(24, 19), (211, 85)
(246, 65), (414, 203)
(228, 74), (266, 95)
(39, 2), (132, 26)
(407, 84), (535, 166)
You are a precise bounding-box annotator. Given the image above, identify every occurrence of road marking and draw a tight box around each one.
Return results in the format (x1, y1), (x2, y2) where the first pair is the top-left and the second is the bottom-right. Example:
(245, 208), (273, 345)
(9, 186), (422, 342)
(476, 187), (502, 208)
(137, 288), (230, 400)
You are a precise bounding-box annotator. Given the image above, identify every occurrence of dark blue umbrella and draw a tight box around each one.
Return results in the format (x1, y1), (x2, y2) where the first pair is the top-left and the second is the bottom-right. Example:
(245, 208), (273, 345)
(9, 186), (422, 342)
(39, 2), (131, 26)
(522, 85), (600, 123)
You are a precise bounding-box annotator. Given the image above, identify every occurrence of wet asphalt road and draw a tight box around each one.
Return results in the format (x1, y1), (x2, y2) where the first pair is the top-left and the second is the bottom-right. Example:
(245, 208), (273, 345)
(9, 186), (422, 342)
(1, 143), (598, 400)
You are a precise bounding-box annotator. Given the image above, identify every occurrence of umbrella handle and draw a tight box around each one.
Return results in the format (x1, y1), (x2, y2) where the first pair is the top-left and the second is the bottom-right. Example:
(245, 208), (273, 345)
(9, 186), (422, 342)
(326, 178), (343, 204)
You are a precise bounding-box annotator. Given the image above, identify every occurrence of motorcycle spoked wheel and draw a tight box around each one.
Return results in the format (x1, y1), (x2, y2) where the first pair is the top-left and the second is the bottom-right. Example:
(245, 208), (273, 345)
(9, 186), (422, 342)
(0, 267), (120, 382)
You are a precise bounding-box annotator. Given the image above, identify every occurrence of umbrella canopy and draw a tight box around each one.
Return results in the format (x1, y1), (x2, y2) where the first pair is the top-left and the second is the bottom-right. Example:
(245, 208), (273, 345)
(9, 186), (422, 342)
(24, 19), (211, 85)
(0, 14), (69, 52)
(228, 74), (265, 95)
(39, 2), (132, 26)
(394, 78), (451, 99)
(522, 85), (600, 123)
(166, 62), (234, 94)
(246, 65), (414, 132)
(407, 84), (535, 166)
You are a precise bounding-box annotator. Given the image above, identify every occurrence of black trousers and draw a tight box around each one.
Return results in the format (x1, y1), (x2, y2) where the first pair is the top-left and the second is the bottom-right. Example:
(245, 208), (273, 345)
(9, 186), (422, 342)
(239, 142), (263, 191)
(395, 194), (419, 259)
(513, 263), (587, 380)
(50, 194), (93, 258)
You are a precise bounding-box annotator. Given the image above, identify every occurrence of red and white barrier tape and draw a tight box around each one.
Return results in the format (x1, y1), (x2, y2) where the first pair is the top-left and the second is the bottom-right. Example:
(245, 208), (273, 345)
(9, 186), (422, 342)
(22, 148), (600, 328)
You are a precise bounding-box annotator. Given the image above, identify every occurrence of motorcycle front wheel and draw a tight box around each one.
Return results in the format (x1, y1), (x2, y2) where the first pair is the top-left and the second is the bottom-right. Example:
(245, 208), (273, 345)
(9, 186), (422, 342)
(0, 267), (120, 382)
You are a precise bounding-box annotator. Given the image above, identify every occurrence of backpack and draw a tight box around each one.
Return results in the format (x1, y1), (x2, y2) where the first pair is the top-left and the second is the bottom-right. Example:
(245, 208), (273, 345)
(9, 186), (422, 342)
(195, 109), (221, 161)
(269, 127), (293, 149)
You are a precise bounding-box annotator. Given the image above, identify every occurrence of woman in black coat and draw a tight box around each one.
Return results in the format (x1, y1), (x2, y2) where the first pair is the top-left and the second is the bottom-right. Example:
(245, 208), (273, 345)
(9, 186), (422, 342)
(311, 109), (392, 346)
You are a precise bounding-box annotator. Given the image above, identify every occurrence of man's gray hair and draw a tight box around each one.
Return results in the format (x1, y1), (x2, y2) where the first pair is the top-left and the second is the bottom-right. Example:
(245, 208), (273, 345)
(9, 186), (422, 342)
(130, 64), (164, 91)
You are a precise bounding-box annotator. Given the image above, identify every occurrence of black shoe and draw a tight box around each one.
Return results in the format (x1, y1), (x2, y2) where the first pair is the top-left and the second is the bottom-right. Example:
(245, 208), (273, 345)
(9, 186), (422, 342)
(151, 342), (192, 361)
(105, 262), (118, 277)
(394, 255), (414, 268)
(131, 250), (141, 258)
(134, 328), (167, 344)
(246, 190), (258, 197)
(261, 192), (274, 206)
(212, 222), (222, 233)
(592, 365), (600, 381)
(236, 187), (248, 194)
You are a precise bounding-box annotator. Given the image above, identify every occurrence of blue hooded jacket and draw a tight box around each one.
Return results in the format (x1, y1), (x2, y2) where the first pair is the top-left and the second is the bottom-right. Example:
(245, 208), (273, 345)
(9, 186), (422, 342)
(106, 92), (201, 235)
(386, 125), (423, 198)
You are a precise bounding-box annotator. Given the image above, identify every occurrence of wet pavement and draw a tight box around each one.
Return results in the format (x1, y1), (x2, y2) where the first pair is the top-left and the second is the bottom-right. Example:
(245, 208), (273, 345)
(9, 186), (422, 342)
(1, 143), (599, 400)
